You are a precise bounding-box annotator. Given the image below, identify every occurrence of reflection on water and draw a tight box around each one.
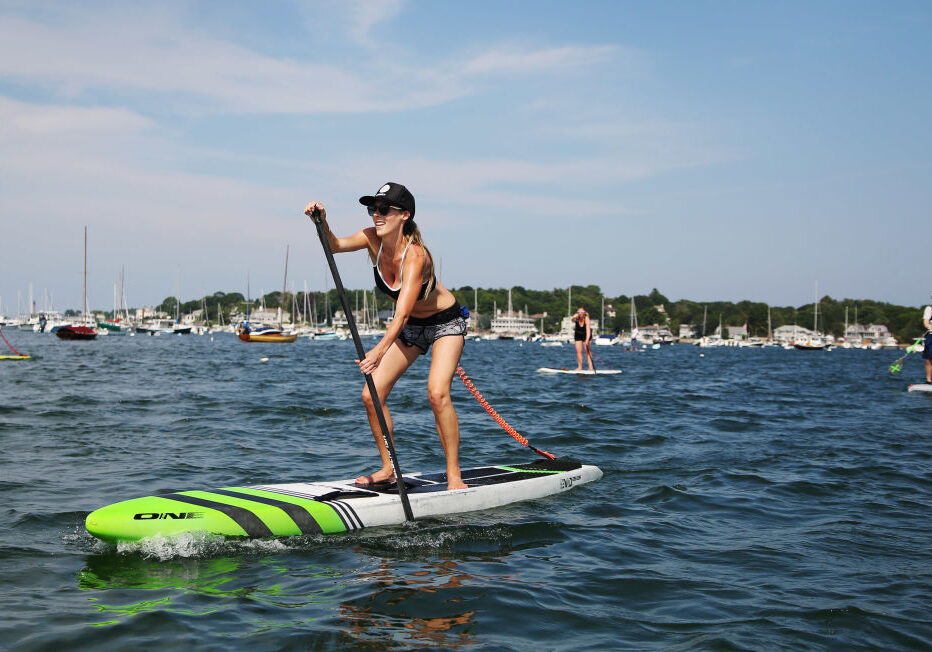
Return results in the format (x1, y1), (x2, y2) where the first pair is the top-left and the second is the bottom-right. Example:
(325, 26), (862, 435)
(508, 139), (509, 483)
(78, 542), (345, 628)
(79, 554), (240, 625)
(337, 558), (478, 648)
(77, 528), (508, 644)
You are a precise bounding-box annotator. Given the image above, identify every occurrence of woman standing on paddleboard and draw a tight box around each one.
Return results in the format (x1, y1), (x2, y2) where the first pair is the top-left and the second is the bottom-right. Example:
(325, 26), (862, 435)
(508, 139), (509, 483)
(305, 182), (468, 490)
(922, 294), (932, 384)
(572, 307), (593, 371)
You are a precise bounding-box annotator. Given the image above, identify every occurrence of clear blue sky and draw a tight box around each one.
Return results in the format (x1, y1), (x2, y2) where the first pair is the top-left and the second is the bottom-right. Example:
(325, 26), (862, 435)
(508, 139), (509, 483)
(1, 0), (929, 314)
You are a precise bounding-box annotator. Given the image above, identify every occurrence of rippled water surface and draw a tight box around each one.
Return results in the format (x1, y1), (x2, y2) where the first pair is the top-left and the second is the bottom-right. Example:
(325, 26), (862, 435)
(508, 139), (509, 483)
(1, 332), (930, 650)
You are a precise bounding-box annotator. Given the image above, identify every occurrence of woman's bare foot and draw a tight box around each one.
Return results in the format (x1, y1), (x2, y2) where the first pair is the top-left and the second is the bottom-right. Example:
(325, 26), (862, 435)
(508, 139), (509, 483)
(446, 471), (468, 491)
(354, 469), (395, 487)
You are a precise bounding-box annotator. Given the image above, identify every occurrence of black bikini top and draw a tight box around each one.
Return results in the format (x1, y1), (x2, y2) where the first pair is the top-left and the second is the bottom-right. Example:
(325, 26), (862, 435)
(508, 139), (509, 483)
(372, 242), (435, 301)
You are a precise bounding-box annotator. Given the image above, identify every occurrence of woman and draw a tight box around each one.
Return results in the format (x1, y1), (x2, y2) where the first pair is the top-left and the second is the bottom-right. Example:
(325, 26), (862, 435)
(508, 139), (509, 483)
(922, 293), (932, 384)
(304, 182), (468, 490)
(573, 307), (593, 371)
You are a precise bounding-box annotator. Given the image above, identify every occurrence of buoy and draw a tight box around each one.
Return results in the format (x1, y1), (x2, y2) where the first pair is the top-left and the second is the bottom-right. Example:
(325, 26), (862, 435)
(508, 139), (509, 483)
(260, 357), (269, 362)
(699, 353), (705, 357)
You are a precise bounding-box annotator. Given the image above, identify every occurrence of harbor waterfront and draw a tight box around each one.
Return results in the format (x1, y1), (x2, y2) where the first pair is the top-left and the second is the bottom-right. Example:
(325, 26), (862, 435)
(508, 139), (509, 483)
(1, 333), (930, 649)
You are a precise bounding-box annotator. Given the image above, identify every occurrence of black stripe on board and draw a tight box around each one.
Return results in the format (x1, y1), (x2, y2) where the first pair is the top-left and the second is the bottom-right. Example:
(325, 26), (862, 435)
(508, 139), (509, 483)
(325, 501), (362, 530)
(161, 493), (273, 538)
(206, 489), (323, 535)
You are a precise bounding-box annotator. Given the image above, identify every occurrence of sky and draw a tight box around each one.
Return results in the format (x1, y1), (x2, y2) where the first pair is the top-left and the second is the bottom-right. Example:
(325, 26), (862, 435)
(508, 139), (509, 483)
(1, 0), (929, 315)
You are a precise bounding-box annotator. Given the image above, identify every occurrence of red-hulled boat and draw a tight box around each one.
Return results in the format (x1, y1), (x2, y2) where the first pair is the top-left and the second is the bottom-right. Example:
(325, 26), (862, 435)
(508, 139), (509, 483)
(55, 325), (97, 340)
(59, 226), (97, 341)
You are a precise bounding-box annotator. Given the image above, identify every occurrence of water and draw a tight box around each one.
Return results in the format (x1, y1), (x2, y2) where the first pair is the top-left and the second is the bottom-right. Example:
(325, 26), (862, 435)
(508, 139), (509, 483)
(1, 332), (930, 650)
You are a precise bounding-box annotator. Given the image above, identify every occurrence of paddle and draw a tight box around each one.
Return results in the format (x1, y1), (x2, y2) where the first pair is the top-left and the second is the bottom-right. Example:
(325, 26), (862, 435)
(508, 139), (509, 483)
(308, 207), (414, 522)
(889, 335), (925, 375)
(585, 316), (597, 373)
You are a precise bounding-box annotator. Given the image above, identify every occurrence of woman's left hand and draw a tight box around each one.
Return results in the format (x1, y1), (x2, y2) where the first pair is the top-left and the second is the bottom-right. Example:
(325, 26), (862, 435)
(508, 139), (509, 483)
(355, 346), (385, 375)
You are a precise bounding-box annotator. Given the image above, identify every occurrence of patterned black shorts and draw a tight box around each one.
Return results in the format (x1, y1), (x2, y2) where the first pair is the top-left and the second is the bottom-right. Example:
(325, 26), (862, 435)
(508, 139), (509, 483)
(399, 305), (468, 354)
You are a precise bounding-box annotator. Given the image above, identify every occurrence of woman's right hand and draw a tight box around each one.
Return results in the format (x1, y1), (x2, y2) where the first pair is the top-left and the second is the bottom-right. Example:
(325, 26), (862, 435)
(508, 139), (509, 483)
(304, 201), (327, 222)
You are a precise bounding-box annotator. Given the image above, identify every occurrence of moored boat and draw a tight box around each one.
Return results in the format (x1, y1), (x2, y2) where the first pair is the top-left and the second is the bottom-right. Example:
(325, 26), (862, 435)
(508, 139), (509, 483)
(238, 328), (298, 343)
(58, 227), (97, 342)
(54, 324), (97, 340)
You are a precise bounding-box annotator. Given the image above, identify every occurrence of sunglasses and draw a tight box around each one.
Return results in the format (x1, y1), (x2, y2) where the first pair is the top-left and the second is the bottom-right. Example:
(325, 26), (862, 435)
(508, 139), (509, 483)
(367, 204), (402, 217)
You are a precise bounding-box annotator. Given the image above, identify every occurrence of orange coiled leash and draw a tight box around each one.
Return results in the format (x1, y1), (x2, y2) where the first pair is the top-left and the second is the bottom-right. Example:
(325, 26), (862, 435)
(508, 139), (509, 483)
(456, 366), (555, 460)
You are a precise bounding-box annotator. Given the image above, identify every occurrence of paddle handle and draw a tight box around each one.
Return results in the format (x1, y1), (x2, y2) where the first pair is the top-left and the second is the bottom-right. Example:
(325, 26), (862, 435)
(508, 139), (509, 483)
(309, 208), (414, 521)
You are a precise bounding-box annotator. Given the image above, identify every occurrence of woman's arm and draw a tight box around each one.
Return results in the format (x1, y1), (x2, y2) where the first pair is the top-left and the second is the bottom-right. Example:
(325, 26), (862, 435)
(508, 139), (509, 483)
(304, 201), (376, 256)
(585, 315), (592, 341)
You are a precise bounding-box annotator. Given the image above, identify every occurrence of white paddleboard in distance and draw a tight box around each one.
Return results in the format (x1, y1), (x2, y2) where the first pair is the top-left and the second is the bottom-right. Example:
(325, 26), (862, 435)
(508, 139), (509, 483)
(536, 367), (622, 375)
(907, 383), (932, 393)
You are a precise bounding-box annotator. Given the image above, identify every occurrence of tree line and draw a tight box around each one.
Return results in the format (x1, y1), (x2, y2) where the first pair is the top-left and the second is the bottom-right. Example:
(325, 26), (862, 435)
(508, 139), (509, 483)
(138, 286), (925, 343)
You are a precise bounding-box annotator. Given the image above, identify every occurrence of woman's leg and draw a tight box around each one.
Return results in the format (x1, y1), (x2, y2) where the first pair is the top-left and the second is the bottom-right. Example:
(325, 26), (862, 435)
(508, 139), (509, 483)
(427, 335), (467, 490)
(574, 340), (583, 370)
(358, 339), (421, 484)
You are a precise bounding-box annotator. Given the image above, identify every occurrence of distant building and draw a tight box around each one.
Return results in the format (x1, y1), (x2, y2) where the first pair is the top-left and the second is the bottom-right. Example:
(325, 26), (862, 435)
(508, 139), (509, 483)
(246, 307), (287, 325)
(726, 324), (747, 339)
(679, 324), (698, 338)
(846, 323), (889, 340)
(493, 309), (538, 337)
(638, 324), (674, 342)
(773, 325), (817, 344)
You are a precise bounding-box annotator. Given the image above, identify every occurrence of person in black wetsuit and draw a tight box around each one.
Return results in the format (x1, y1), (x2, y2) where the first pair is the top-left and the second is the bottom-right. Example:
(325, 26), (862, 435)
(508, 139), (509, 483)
(304, 182), (468, 490)
(572, 307), (593, 371)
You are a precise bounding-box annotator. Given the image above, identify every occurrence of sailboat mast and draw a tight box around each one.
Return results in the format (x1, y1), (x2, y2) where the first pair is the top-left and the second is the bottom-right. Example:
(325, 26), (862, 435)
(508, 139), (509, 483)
(811, 280), (820, 335)
(120, 265), (127, 323)
(83, 226), (88, 323)
(304, 280), (309, 326)
(280, 245), (289, 329)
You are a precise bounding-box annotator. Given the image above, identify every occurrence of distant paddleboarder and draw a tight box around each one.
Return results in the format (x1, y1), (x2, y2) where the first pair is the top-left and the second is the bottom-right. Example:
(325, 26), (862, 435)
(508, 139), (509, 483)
(305, 182), (469, 490)
(572, 307), (593, 371)
(923, 294), (932, 384)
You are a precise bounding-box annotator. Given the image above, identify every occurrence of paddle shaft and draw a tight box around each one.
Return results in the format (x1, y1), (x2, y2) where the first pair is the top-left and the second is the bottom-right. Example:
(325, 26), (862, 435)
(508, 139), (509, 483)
(586, 337), (597, 372)
(890, 335), (926, 373)
(309, 209), (414, 521)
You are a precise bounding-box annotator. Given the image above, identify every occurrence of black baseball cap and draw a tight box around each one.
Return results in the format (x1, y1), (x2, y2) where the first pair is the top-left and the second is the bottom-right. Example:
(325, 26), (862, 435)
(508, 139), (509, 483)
(359, 182), (415, 219)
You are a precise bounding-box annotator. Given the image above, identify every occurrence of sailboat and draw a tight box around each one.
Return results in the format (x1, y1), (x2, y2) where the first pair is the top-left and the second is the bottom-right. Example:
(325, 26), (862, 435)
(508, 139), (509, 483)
(238, 246), (297, 343)
(794, 282), (828, 350)
(55, 227), (97, 340)
(627, 298), (640, 351)
(97, 267), (131, 334)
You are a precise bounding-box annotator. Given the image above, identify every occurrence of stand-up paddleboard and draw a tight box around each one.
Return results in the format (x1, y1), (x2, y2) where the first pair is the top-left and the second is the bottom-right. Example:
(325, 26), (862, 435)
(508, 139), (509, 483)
(86, 459), (602, 543)
(0, 355), (31, 360)
(536, 367), (621, 375)
(907, 383), (932, 393)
